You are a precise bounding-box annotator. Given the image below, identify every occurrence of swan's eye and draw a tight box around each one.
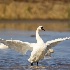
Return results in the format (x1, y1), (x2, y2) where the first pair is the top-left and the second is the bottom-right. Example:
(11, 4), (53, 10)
(41, 27), (45, 31)
(41, 27), (43, 29)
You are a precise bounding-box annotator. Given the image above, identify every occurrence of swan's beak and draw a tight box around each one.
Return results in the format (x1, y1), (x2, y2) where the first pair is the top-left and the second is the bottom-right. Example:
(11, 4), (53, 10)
(41, 28), (45, 31)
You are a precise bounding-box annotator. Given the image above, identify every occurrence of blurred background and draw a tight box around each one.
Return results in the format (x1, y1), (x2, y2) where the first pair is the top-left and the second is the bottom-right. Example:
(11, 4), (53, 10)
(0, 0), (70, 31)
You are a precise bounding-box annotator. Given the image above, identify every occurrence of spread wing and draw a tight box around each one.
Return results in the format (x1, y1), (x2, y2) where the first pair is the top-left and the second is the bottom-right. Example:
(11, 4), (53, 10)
(46, 37), (70, 50)
(0, 38), (33, 55)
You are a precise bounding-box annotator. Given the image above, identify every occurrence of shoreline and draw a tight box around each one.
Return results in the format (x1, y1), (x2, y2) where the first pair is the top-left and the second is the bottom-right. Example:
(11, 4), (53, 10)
(0, 20), (70, 32)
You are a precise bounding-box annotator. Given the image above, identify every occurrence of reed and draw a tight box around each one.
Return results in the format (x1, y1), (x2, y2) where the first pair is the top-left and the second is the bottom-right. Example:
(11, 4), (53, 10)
(0, 1), (69, 19)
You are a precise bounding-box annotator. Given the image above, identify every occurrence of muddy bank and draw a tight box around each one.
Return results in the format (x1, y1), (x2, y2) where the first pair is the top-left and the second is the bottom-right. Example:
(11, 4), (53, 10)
(0, 64), (70, 70)
(0, 20), (70, 32)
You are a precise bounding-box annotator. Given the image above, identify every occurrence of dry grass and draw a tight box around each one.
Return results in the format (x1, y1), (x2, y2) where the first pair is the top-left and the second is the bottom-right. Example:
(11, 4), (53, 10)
(0, 1), (70, 19)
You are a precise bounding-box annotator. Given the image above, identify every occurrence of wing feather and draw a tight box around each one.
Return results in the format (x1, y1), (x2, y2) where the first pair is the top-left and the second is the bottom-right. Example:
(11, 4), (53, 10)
(46, 37), (70, 50)
(0, 39), (33, 55)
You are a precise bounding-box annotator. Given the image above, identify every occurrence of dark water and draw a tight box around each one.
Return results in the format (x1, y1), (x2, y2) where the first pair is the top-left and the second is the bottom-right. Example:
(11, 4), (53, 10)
(0, 30), (70, 70)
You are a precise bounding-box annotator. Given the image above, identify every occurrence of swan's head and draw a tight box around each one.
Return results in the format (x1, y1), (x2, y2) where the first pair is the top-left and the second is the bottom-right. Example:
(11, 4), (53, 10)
(37, 26), (45, 31)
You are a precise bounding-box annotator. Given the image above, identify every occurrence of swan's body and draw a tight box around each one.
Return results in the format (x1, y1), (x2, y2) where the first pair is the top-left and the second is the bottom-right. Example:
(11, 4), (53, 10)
(28, 42), (46, 63)
(0, 26), (70, 66)
(0, 43), (8, 49)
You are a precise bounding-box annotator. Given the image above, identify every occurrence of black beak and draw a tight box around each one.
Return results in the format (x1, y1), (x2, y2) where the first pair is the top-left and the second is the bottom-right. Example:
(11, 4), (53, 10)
(41, 27), (45, 31)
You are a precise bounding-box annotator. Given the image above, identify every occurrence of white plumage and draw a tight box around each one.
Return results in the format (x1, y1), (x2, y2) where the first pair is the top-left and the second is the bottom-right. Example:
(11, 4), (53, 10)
(0, 26), (70, 66)
(0, 43), (8, 49)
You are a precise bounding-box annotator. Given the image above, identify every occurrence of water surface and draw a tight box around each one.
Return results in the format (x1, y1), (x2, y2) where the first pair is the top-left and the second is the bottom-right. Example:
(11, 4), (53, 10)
(0, 30), (70, 70)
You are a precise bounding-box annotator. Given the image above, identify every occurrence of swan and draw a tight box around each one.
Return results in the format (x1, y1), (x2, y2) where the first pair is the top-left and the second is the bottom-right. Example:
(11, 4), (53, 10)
(0, 26), (70, 66)
(0, 43), (8, 49)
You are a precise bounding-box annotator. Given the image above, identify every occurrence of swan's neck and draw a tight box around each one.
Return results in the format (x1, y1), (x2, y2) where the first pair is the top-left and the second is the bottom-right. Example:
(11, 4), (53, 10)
(36, 30), (44, 44)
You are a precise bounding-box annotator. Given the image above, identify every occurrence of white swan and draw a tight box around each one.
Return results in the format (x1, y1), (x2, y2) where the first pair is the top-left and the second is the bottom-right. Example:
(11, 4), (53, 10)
(0, 43), (8, 49)
(0, 26), (70, 66)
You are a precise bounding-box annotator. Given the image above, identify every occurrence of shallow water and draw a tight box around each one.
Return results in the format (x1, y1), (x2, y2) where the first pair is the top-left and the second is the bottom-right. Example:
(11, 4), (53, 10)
(0, 30), (70, 70)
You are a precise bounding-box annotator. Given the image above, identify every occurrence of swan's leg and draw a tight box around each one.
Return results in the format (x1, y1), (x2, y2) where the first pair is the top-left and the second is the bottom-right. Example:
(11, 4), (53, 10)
(37, 62), (38, 66)
(31, 63), (33, 66)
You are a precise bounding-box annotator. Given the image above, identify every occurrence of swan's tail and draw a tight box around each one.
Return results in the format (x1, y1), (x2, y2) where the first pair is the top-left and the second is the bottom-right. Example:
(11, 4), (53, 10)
(28, 58), (33, 63)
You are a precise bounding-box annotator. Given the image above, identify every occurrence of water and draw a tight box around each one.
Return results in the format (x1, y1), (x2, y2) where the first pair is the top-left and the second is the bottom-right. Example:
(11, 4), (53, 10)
(0, 30), (70, 70)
